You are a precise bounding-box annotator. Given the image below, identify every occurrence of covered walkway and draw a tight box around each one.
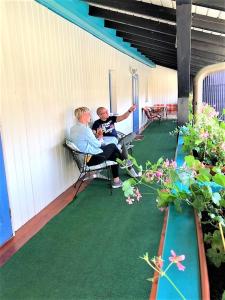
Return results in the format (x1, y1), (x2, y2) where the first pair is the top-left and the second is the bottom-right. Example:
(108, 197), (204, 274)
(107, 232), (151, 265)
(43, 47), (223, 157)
(0, 120), (177, 300)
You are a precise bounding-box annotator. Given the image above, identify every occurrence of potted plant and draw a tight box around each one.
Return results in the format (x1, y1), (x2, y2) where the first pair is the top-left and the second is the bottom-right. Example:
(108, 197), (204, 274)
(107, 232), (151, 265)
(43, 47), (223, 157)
(178, 104), (225, 169)
(118, 154), (225, 299)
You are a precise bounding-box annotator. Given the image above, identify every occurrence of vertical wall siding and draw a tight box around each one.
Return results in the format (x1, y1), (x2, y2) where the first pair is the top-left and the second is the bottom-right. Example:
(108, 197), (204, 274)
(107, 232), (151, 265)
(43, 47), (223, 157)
(148, 66), (178, 105)
(0, 0), (177, 231)
(203, 71), (225, 120)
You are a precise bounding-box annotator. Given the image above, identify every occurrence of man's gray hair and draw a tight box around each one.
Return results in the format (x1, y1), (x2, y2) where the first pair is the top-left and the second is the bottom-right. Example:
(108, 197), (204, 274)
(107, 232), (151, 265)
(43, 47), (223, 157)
(96, 107), (105, 116)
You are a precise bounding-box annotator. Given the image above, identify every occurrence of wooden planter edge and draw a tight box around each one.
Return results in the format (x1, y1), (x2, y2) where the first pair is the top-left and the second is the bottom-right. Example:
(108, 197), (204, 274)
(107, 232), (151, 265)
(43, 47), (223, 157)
(149, 208), (168, 300)
(194, 211), (210, 300)
(149, 209), (210, 300)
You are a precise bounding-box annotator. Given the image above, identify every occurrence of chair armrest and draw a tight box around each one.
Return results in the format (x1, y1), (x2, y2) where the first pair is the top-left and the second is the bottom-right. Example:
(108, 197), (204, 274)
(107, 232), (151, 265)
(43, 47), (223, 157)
(116, 131), (126, 139)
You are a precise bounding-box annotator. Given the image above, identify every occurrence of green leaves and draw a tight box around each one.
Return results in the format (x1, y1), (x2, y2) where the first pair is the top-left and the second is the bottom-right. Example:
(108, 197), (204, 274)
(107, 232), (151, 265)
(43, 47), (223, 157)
(212, 192), (221, 206)
(184, 155), (202, 170)
(157, 190), (183, 212)
(122, 178), (136, 197)
(204, 230), (225, 268)
(213, 174), (225, 187)
(196, 168), (212, 182)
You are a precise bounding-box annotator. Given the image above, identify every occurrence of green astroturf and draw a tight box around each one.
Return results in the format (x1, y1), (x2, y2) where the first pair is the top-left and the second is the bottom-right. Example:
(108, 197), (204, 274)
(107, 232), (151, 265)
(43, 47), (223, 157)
(0, 120), (177, 300)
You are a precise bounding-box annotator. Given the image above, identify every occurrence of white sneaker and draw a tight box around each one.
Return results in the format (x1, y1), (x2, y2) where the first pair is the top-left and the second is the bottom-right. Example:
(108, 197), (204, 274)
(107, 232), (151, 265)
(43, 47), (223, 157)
(112, 179), (123, 189)
(127, 167), (139, 178)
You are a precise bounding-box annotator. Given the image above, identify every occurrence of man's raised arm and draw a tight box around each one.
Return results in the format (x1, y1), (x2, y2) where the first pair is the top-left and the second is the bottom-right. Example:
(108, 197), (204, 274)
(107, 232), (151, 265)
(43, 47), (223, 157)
(116, 104), (136, 122)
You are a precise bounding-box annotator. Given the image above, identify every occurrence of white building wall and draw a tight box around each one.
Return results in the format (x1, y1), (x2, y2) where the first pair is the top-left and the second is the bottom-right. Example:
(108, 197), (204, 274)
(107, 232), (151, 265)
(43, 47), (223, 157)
(148, 66), (178, 106)
(0, 0), (177, 231)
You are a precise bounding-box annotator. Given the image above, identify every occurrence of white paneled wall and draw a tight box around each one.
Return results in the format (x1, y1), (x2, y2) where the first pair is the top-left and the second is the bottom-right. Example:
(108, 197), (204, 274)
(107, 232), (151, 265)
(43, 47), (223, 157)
(0, 0), (177, 231)
(149, 66), (178, 105)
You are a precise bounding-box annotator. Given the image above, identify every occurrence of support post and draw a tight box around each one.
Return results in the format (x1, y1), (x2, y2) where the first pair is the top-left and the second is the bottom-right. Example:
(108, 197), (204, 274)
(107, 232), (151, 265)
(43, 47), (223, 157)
(176, 0), (192, 125)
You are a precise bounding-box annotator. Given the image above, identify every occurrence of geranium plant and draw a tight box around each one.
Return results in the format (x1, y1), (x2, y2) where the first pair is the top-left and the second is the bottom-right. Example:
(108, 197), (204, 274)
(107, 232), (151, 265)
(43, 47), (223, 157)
(177, 104), (225, 167)
(119, 154), (225, 267)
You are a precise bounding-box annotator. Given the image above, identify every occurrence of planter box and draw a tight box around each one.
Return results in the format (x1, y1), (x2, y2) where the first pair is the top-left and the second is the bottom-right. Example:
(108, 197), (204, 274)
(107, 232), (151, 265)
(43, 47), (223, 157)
(150, 135), (210, 300)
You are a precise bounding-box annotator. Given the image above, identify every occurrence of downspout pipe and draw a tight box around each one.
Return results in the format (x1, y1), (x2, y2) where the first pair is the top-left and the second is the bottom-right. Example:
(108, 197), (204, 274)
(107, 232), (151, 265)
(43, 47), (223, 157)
(193, 62), (225, 116)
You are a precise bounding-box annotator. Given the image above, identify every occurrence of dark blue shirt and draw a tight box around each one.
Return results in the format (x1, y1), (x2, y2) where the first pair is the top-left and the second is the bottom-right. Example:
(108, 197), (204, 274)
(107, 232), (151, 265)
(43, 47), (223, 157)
(92, 116), (118, 137)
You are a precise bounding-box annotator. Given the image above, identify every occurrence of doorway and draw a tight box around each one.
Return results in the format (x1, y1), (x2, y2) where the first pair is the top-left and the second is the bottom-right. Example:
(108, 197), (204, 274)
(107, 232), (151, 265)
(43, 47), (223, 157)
(132, 73), (139, 133)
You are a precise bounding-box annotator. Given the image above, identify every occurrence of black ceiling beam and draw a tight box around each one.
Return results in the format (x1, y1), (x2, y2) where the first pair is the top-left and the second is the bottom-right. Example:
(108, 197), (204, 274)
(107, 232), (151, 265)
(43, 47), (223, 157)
(126, 40), (222, 65)
(191, 53), (222, 62)
(191, 30), (225, 47)
(138, 50), (177, 63)
(191, 57), (220, 66)
(192, 54), (223, 64)
(192, 0), (225, 11)
(128, 39), (177, 55)
(145, 59), (177, 70)
(106, 20), (225, 50)
(125, 37), (225, 61)
(109, 21), (225, 64)
(137, 47), (177, 59)
(138, 48), (176, 59)
(191, 65), (202, 71)
(143, 56), (210, 71)
(87, 0), (225, 33)
(117, 31), (175, 47)
(192, 14), (225, 34)
(108, 22), (176, 44)
(89, 6), (176, 36)
(143, 54), (177, 65)
(191, 48), (225, 61)
(122, 36), (176, 50)
(138, 47), (176, 57)
(87, 0), (176, 21)
(130, 42), (176, 54)
(118, 31), (225, 54)
(191, 60), (211, 68)
(192, 40), (225, 56)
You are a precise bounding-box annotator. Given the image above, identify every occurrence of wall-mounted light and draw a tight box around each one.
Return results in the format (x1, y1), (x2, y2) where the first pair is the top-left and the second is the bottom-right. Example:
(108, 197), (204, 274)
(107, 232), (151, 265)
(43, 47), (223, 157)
(129, 66), (138, 76)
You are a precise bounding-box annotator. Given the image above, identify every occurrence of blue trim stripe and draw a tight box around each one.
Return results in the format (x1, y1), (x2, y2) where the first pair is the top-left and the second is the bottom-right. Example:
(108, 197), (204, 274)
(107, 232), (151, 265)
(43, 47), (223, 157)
(35, 0), (155, 68)
(0, 134), (13, 246)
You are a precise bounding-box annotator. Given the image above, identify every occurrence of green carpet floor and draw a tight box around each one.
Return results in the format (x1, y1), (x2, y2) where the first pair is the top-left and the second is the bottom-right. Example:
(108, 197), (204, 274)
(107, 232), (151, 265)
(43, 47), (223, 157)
(0, 120), (177, 300)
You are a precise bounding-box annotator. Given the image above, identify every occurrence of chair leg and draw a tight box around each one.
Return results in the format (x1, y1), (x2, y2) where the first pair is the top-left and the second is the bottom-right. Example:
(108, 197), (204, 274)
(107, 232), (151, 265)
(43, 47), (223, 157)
(74, 171), (86, 198)
(108, 166), (112, 195)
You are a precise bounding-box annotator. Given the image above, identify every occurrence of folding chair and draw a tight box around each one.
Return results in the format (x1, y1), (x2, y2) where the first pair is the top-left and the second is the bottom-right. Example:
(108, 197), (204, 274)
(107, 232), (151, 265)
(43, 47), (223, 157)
(117, 131), (135, 155)
(143, 107), (162, 122)
(64, 140), (117, 197)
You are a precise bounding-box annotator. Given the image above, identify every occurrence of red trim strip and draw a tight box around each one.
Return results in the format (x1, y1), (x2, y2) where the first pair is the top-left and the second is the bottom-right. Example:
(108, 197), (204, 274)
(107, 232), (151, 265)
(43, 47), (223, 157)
(149, 208), (168, 300)
(0, 183), (88, 266)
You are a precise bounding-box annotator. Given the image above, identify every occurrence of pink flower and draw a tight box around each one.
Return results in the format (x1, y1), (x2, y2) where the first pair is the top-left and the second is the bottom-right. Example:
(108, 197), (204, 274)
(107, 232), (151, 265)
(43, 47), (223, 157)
(156, 256), (164, 268)
(126, 197), (134, 205)
(221, 143), (225, 151)
(169, 250), (185, 271)
(170, 160), (177, 168)
(159, 207), (166, 212)
(134, 188), (142, 201)
(200, 131), (209, 139)
(155, 170), (163, 178)
(163, 159), (170, 168)
(209, 111), (219, 118)
(145, 171), (155, 182)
